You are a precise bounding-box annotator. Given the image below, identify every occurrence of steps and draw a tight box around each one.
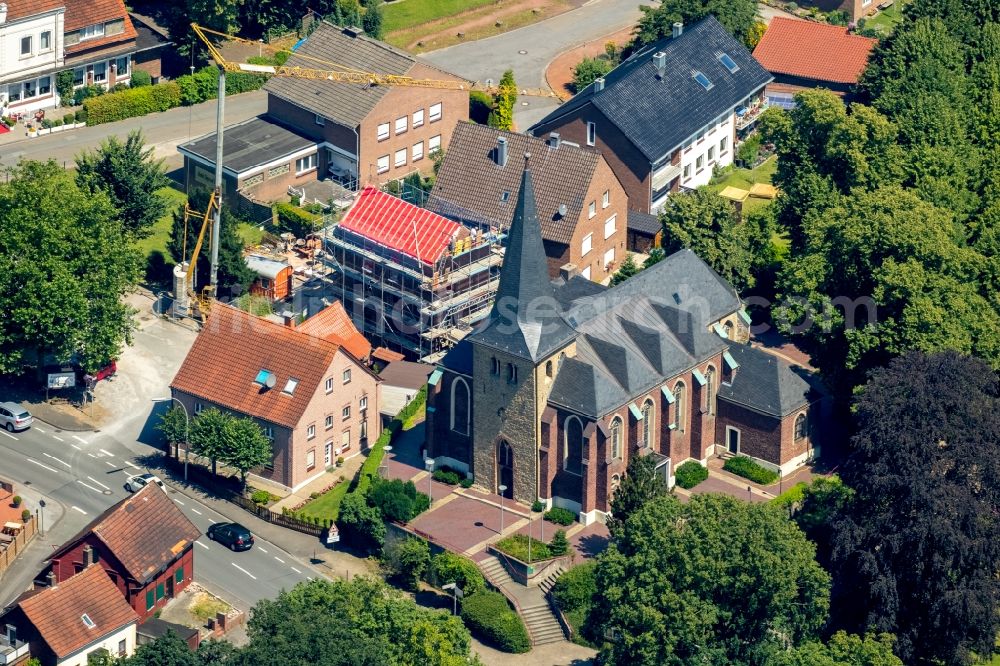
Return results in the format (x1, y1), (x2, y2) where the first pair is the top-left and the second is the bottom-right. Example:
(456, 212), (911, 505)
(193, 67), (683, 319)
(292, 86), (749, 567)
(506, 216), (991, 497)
(476, 555), (569, 647)
(537, 565), (564, 596)
(478, 555), (515, 589)
(521, 601), (566, 645)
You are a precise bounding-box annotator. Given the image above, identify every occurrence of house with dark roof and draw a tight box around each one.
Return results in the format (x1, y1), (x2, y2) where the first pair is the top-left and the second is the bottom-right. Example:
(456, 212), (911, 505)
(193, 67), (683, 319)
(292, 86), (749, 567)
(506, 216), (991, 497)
(427, 122), (631, 282)
(752, 17), (878, 107)
(0, 564), (139, 666)
(44, 484), (199, 624)
(170, 303), (381, 490)
(426, 164), (826, 524)
(529, 17), (772, 213)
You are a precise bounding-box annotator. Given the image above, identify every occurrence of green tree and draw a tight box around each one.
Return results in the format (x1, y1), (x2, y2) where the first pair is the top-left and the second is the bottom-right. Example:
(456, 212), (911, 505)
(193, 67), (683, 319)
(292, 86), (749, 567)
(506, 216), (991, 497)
(789, 475), (853, 570)
(0, 160), (142, 374)
(642, 247), (665, 268)
(165, 0), (241, 59)
(776, 632), (903, 666)
(75, 131), (170, 239)
(119, 629), (231, 665)
(487, 70), (517, 131)
(188, 408), (230, 475)
(56, 71), (74, 104)
(572, 57), (613, 93)
(607, 453), (668, 537)
(587, 494), (830, 665)
(548, 529), (568, 556)
(156, 405), (190, 454)
(632, 0), (758, 49)
(608, 253), (640, 286)
(221, 416), (272, 487)
(338, 491), (386, 553)
(429, 552), (485, 596)
(382, 536), (430, 591)
(829, 351), (1000, 664)
(362, 0), (384, 39)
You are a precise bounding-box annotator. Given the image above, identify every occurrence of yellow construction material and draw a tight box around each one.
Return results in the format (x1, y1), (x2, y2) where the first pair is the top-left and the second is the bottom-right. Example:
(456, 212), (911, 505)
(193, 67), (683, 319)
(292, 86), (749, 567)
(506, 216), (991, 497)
(749, 183), (779, 199)
(718, 186), (751, 202)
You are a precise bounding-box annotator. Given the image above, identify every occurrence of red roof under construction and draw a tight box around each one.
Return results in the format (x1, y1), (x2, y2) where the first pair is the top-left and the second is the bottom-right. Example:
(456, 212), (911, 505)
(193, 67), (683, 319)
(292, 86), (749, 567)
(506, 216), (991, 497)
(339, 186), (465, 266)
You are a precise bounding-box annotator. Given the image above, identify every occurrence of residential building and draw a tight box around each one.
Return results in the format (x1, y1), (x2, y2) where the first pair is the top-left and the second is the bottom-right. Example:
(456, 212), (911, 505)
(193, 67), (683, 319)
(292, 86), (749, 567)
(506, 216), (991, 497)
(319, 186), (503, 361)
(170, 302), (381, 490)
(377, 360), (433, 422)
(529, 17), (772, 213)
(45, 484), (199, 623)
(0, 0), (169, 116)
(0, 564), (139, 666)
(297, 300), (373, 363)
(427, 122), (629, 282)
(425, 166), (826, 524)
(246, 254), (293, 301)
(752, 17), (878, 107)
(795, 0), (881, 22)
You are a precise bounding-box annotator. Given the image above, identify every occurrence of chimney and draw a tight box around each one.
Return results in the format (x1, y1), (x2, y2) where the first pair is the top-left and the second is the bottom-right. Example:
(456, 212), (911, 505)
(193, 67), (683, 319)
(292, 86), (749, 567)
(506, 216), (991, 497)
(594, 77), (605, 92)
(559, 264), (578, 280)
(496, 136), (508, 167)
(672, 21), (683, 38)
(83, 545), (94, 567)
(652, 51), (666, 75)
(0, 4), (7, 24)
(281, 310), (295, 328)
(548, 132), (561, 149)
(342, 26), (362, 38)
(46, 571), (56, 587)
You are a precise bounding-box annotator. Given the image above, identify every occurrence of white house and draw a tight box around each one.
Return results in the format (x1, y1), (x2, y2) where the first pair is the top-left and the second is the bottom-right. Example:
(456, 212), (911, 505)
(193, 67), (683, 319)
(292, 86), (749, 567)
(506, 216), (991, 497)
(0, 1), (65, 116)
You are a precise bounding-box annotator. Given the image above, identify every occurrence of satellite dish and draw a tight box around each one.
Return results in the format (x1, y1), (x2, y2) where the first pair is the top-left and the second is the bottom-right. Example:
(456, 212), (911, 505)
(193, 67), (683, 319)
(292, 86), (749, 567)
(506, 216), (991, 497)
(265, 375), (276, 389)
(558, 203), (567, 217)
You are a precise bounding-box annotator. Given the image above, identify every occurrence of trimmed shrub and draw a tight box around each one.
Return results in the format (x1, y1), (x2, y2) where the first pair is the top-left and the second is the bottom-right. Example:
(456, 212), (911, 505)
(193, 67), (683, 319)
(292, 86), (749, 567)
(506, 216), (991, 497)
(460, 590), (531, 653)
(62, 112), (75, 125)
(52, 118), (63, 127)
(83, 82), (181, 125)
(273, 201), (321, 238)
(250, 489), (272, 505)
(12, 495), (22, 507)
(495, 533), (551, 562)
(459, 478), (473, 489)
(549, 529), (569, 556)
(130, 70), (152, 87)
(21, 509), (31, 523)
(544, 507), (576, 526)
(75, 108), (87, 123)
(675, 460), (708, 489)
(432, 468), (461, 485)
(723, 456), (779, 485)
(430, 551), (485, 595)
(551, 561), (597, 613)
(531, 500), (545, 513)
(381, 535), (430, 591)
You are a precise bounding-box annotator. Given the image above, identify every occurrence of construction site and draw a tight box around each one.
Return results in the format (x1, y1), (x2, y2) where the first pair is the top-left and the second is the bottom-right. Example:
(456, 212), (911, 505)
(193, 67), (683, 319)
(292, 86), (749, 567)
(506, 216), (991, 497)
(317, 186), (504, 363)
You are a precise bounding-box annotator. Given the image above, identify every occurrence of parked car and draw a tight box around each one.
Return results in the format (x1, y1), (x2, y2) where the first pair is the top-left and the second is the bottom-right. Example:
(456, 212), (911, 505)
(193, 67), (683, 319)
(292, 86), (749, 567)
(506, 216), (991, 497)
(125, 473), (164, 493)
(0, 402), (32, 432)
(206, 522), (255, 551)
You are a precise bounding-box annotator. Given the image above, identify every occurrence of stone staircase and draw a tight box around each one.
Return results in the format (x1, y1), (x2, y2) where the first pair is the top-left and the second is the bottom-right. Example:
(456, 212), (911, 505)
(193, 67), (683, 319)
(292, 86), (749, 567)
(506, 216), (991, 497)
(477, 555), (568, 647)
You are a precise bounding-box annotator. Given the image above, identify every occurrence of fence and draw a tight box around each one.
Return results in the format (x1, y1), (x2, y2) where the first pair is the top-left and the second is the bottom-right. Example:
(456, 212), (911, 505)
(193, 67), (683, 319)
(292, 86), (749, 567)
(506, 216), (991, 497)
(0, 514), (38, 581)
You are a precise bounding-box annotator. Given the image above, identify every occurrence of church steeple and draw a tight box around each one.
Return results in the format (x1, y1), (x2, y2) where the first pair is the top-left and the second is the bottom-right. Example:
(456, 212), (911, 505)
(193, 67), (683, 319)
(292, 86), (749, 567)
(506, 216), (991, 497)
(469, 155), (575, 362)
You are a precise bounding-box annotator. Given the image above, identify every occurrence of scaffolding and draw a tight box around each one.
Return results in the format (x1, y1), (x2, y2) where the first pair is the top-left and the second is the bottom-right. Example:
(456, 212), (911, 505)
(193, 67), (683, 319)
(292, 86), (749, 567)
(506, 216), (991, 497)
(316, 197), (505, 362)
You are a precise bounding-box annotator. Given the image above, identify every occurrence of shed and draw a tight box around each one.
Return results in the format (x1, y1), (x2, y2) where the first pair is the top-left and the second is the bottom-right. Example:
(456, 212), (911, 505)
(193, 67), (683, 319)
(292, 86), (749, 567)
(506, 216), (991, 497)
(245, 254), (293, 301)
(379, 361), (433, 421)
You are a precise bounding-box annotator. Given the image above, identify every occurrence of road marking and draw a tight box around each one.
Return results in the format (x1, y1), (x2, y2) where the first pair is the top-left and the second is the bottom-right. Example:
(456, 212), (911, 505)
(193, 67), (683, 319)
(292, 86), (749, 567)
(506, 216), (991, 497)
(174, 498), (185, 506)
(290, 567), (302, 574)
(195, 540), (209, 550)
(105, 461), (117, 468)
(257, 546), (267, 554)
(54, 436), (65, 442)
(125, 461), (140, 470)
(34, 426), (45, 433)
(273, 556), (284, 564)
(72, 435), (88, 444)
(87, 476), (110, 490)
(0, 430), (17, 440)
(42, 452), (71, 469)
(87, 453), (97, 458)
(232, 563), (257, 580)
(207, 518), (216, 523)
(77, 479), (102, 493)
(191, 508), (202, 515)
(71, 506), (88, 515)
(99, 449), (114, 458)
(26, 458), (59, 473)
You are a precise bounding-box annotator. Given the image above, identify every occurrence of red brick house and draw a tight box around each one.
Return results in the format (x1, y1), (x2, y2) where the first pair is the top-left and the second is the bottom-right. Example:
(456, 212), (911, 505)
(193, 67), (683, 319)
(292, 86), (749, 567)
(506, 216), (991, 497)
(0, 564), (139, 666)
(45, 485), (199, 623)
(170, 303), (381, 490)
(753, 17), (878, 107)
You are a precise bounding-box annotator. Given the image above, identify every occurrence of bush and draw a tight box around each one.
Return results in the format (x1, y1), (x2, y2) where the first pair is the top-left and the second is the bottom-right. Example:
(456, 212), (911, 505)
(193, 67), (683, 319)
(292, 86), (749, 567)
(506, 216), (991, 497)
(549, 529), (569, 556)
(381, 536), (430, 591)
(56, 70), (75, 103)
(62, 112), (75, 125)
(75, 108), (87, 123)
(337, 491), (385, 553)
(460, 590), (531, 653)
(250, 489), (272, 505)
(83, 82), (182, 125)
(723, 456), (779, 485)
(52, 118), (63, 127)
(551, 561), (597, 613)
(469, 90), (493, 124)
(336, 456), (344, 466)
(12, 496), (22, 508)
(2, 117), (15, 127)
(495, 533), (552, 562)
(544, 507), (576, 526)
(432, 468), (462, 485)
(40, 119), (53, 129)
(130, 70), (152, 87)
(675, 460), (708, 489)
(273, 202), (321, 238)
(531, 500), (545, 512)
(459, 478), (473, 488)
(430, 552), (485, 595)
(572, 56), (614, 93)
(736, 132), (762, 167)
(21, 509), (31, 523)
(73, 85), (104, 106)
(369, 478), (429, 523)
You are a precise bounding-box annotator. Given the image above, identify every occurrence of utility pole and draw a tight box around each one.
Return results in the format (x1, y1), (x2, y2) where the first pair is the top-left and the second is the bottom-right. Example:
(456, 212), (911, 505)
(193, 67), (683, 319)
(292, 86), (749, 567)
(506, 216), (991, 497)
(210, 68), (226, 291)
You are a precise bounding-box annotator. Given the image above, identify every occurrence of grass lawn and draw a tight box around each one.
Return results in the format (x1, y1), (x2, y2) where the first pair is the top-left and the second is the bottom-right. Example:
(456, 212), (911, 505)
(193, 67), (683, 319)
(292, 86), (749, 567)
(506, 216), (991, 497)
(238, 223), (265, 247)
(704, 156), (778, 217)
(864, 0), (910, 35)
(294, 480), (350, 523)
(134, 185), (187, 261)
(383, 0), (498, 34)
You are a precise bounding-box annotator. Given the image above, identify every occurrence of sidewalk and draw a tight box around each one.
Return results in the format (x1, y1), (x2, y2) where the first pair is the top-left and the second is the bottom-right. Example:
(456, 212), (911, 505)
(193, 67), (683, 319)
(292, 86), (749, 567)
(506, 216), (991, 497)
(0, 478), (65, 608)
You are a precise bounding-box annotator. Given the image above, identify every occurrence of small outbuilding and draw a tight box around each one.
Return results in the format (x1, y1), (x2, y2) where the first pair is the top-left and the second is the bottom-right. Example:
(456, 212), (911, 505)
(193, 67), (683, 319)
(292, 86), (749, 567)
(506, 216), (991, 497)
(246, 254), (293, 301)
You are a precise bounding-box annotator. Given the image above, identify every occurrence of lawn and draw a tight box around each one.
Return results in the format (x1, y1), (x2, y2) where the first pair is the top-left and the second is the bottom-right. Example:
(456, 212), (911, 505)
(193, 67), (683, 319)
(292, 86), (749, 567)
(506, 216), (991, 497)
(705, 156), (778, 217)
(134, 185), (187, 261)
(383, 0), (498, 35)
(863, 0), (910, 35)
(294, 480), (350, 523)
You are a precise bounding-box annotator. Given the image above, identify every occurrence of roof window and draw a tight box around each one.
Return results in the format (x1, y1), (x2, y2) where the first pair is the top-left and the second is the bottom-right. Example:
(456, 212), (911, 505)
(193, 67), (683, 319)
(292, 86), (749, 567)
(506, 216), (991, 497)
(692, 71), (713, 90)
(81, 614), (96, 629)
(283, 378), (299, 395)
(500, 191), (510, 202)
(717, 53), (739, 73)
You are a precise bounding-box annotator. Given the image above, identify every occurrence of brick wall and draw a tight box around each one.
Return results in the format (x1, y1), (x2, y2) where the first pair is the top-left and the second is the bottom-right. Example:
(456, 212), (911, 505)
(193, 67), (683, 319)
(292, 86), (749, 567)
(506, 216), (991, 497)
(715, 399), (782, 462)
(426, 371), (473, 467)
(570, 157), (630, 281)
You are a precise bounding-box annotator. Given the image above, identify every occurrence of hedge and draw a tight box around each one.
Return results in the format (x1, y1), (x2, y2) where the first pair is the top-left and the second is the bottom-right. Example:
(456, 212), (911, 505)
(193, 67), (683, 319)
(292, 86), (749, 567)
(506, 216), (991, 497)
(432, 467), (462, 485)
(84, 81), (181, 125)
(460, 590), (531, 653)
(544, 507), (576, 526)
(675, 460), (708, 489)
(273, 202), (322, 238)
(430, 552), (485, 596)
(723, 456), (779, 485)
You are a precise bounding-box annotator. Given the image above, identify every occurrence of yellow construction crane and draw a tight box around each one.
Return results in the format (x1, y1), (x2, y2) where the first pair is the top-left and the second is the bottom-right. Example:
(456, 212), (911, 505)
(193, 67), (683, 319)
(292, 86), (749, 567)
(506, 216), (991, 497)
(180, 191), (220, 316)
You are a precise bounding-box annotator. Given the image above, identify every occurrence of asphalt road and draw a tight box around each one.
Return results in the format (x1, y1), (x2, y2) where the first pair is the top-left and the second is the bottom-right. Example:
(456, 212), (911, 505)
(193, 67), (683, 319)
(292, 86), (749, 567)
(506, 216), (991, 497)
(0, 422), (312, 611)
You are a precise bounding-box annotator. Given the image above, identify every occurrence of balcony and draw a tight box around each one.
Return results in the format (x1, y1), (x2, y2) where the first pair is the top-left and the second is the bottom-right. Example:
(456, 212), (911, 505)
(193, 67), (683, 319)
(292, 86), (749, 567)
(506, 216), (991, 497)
(0, 637), (29, 665)
(735, 98), (769, 131)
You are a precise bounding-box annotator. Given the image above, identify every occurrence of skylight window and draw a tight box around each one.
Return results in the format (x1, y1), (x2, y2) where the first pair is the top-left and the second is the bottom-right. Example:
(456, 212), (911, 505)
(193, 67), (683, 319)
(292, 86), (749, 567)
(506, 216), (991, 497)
(255, 369), (272, 384)
(500, 191), (510, 202)
(692, 71), (713, 90)
(81, 614), (96, 629)
(717, 53), (739, 73)
(283, 378), (299, 395)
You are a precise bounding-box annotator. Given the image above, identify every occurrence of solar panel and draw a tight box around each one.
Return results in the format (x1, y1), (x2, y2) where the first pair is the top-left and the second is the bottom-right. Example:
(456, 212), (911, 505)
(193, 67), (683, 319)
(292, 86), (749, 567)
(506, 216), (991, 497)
(718, 53), (740, 73)
(692, 71), (714, 90)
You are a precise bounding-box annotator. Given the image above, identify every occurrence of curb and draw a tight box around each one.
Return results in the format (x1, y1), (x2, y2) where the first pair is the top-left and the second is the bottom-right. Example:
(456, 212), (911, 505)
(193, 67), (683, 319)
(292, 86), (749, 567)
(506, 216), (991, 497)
(32, 416), (95, 433)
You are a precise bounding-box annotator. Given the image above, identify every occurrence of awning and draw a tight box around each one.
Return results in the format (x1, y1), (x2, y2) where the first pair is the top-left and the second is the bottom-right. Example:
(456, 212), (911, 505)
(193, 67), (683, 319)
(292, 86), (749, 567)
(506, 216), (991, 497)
(652, 164), (683, 192)
(723, 350), (739, 370)
(428, 369), (443, 386)
(661, 386), (676, 403)
(693, 369), (707, 386)
(629, 403), (643, 420)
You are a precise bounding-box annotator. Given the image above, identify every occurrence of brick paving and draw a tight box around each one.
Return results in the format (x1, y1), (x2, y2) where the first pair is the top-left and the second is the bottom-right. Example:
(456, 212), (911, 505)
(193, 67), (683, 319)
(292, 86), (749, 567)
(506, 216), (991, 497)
(409, 492), (521, 554)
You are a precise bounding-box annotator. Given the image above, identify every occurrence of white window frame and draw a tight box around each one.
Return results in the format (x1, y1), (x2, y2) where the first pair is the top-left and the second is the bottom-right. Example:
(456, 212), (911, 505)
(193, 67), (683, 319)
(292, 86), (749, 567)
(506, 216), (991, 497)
(413, 109), (424, 127)
(683, 164), (692, 180)
(22, 80), (35, 98)
(610, 417), (623, 460)
(315, 114), (325, 126)
(115, 56), (129, 78)
(93, 62), (108, 84)
(602, 190), (610, 208)
(588, 201), (596, 219)
(325, 441), (333, 466)
(20, 35), (32, 57)
(342, 405), (351, 421)
(726, 426), (741, 453)
(603, 214), (616, 240)
(603, 247), (615, 269)
(377, 155), (390, 174)
(81, 23), (106, 41)
(429, 102), (442, 122)
(38, 76), (51, 95)
(325, 415), (334, 429)
(306, 449), (316, 469)
(708, 146), (716, 162)
(395, 116), (407, 134)
(377, 122), (390, 141)
(40, 31), (52, 52)
(696, 154), (705, 171)
(325, 377), (334, 393)
(394, 148), (407, 168)
(428, 135), (441, 152)
(412, 140), (424, 162)
(581, 232), (593, 257)
(720, 136), (728, 154)
(295, 154), (317, 174)
(360, 396), (368, 410)
(341, 429), (351, 448)
(586, 122), (596, 146)
(343, 369), (352, 384)
(307, 424), (316, 440)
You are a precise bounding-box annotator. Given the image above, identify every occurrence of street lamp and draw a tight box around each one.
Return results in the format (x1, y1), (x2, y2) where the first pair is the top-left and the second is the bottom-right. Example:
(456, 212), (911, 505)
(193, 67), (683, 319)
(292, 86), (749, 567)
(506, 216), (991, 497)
(442, 582), (463, 615)
(498, 485), (507, 534)
(424, 458), (434, 504)
(152, 397), (189, 481)
(380, 445), (393, 479)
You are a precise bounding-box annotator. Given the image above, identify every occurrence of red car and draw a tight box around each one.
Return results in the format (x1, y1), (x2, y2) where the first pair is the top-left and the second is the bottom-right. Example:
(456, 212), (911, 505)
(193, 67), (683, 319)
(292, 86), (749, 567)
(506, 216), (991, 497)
(94, 360), (117, 381)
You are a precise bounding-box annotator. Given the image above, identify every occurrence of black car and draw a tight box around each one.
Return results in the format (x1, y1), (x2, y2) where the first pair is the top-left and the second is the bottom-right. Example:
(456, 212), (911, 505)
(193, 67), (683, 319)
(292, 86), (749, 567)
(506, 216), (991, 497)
(206, 522), (254, 551)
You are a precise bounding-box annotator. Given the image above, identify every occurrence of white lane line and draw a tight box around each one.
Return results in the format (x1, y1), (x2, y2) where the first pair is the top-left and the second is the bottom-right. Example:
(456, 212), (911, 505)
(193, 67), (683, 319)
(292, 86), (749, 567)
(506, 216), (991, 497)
(232, 563), (257, 580)
(87, 453), (97, 458)
(77, 479), (102, 493)
(53, 436), (65, 442)
(0, 430), (17, 440)
(125, 461), (140, 470)
(207, 518), (216, 523)
(174, 498), (185, 506)
(71, 506), (88, 515)
(87, 476), (110, 490)
(99, 449), (114, 458)
(27, 458), (59, 473)
(257, 546), (268, 554)
(290, 567), (302, 575)
(195, 540), (210, 550)
(69, 443), (79, 450)
(105, 461), (117, 467)
(273, 556), (285, 564)
(72, 435), (88, 444)
(191, 508), (202, 515)
(42, 452), (71, 469)
(34, 426), (45, 433)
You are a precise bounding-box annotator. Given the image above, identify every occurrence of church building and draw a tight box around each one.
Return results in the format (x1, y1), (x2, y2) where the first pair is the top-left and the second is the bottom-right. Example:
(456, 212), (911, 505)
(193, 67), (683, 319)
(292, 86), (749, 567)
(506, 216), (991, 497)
(425, 160), (826, 524)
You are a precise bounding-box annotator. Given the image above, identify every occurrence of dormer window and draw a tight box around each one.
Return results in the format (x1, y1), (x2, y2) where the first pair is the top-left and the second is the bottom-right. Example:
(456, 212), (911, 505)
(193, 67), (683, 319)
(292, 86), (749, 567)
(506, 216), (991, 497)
(80, 23), (106, 41)
(692, 71), (713, 90)
(717, 53), (739, 73)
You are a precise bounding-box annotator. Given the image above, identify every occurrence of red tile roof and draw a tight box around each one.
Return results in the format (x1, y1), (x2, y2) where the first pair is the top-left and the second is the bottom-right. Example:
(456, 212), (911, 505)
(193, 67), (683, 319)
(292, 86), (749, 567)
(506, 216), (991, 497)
(19, 565), (139, 659)
(373, 347), (406, 363)
(63, 0), (137, 55)
(171, 303), (346, 429)
(340, 187), (467, 266)
(5, 0), (64, 22)
(753, 17), (877, 85)
(297, 301), (372, 361)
